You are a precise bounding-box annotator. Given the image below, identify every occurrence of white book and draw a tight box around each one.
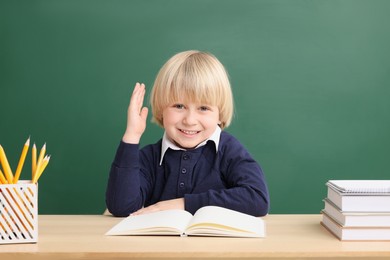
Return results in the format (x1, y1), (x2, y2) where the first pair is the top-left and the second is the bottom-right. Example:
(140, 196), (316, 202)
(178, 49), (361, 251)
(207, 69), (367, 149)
(321, 212), (390, 241)
(105, 206), (265, 238)
(327, 180), (390, 194)
(326, 180), (390, 212)
(322, 199), (390, 227)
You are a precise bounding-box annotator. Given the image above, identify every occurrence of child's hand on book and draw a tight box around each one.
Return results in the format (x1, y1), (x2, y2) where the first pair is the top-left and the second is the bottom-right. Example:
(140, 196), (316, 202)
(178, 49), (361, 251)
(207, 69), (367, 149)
(122, 82), (149, 144)
(131, 198), (185, 216)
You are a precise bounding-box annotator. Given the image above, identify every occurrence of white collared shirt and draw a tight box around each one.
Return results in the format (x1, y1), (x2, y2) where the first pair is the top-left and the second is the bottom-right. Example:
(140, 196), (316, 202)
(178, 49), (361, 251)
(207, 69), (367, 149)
(159, 126), (221, 165)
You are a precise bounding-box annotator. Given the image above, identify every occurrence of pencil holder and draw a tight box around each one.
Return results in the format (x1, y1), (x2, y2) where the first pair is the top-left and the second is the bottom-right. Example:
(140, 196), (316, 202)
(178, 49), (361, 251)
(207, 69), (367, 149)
(0, 181), (38, 244)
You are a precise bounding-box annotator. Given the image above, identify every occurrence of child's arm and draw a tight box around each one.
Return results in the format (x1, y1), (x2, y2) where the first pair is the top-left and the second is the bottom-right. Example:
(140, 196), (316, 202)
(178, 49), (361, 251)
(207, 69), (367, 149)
(122, 82), (148, 144)
(106, 83), (151, 217)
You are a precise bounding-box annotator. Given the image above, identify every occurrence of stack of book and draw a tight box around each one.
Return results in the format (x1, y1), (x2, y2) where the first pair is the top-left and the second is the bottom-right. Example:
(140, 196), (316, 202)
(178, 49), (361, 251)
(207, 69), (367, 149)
(321, 180), (390, 241)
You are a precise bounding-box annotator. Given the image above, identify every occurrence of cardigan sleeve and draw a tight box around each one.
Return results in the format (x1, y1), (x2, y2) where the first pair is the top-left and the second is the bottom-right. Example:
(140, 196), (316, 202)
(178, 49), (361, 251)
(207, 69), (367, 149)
(184, 134), (270, 217)
(105, 141), (150, 217)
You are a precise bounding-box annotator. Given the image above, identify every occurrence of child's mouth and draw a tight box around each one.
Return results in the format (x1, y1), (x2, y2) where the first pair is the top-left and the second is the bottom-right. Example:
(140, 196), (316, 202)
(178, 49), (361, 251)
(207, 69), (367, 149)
(180, 129), (199, 135)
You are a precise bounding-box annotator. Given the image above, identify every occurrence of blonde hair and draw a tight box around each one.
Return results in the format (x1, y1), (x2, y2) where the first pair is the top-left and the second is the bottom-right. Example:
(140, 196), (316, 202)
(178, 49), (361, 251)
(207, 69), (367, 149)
(150, 50), (234, 129)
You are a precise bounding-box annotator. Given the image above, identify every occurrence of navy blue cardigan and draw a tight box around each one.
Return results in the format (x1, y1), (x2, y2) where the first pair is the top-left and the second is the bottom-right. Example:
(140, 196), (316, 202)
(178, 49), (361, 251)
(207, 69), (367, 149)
(106, 131), (269, 217)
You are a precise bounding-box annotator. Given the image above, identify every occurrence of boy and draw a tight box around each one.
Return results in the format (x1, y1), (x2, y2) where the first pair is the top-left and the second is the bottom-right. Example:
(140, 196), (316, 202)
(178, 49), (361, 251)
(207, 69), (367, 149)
(106, 50), (269, 217)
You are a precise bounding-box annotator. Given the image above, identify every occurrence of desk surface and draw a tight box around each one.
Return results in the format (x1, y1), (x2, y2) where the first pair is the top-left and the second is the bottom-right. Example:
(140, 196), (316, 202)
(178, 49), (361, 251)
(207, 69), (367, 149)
(1, 215), (390, 259)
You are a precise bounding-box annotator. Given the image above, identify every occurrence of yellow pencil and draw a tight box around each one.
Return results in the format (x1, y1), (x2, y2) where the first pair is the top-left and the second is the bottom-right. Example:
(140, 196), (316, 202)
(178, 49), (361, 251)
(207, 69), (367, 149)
(32, 155), (50, 183)
(0, 169), (7, 184)
(13, 137), (30, 184)
(34, 143), (46, 177)
(32, 143), (37, 179)
(36, 143), (46, 167)
(0, 145), (13, 183)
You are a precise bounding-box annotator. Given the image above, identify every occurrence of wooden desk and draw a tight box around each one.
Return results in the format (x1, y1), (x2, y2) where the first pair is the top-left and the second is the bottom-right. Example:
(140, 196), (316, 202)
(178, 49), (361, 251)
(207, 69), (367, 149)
(1, 215), (390, 259)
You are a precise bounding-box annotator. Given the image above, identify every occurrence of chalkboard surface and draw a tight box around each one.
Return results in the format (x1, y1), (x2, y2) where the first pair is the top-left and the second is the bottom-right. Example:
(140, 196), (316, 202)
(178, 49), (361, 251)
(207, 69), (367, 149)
(1, 0), (389, 214)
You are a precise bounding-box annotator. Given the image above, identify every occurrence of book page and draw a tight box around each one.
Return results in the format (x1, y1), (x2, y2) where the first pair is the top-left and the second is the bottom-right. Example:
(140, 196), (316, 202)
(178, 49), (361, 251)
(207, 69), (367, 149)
(105, 209), (193, 236)
(185, 206), (265, 237)
(328, 180), (390, 194)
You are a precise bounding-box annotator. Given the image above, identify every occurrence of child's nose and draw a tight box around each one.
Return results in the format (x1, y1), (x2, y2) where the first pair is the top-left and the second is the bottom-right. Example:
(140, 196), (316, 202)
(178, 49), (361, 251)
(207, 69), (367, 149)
(183, 110), (197, 125)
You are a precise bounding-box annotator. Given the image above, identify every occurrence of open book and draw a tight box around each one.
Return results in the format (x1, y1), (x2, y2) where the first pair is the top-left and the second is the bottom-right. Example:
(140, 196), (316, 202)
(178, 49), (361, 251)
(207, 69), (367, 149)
(105, 206), (265, 238)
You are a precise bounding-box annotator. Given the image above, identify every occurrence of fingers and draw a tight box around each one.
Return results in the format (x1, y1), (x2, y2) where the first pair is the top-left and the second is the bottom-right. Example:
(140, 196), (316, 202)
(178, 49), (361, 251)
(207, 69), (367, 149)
(130, 82), (146, 114)
(131, 205), (156, 216)
(122, 82), (148, 144)
(140, 107), (149, 121)
(131, 202), (161, 216)
(130, 199), (184, 216)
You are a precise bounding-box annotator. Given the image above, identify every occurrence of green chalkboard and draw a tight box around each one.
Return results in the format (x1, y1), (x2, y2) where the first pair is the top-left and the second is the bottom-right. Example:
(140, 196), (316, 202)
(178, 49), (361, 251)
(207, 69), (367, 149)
(1, 0), (389, 214)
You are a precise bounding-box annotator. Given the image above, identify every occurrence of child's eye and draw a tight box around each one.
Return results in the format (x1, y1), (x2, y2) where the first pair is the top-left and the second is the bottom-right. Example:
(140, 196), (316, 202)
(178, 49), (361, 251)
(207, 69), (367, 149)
(199, 106), (210, 111)
(173, 104), (185, 109)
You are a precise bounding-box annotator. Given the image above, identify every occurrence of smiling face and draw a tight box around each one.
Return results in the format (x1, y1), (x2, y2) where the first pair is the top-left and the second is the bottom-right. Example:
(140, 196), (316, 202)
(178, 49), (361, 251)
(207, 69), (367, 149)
(150, 51), (234, 131)
(162, 102), (221, 149)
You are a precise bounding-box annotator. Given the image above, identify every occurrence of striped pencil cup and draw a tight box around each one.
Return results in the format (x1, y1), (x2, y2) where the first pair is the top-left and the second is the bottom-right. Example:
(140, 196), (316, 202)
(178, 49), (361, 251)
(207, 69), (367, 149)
(0, 181), (38, 244)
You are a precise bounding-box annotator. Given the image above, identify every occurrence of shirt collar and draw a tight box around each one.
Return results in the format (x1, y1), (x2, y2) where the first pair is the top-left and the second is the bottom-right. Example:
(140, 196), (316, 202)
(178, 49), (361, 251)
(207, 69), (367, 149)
(159, 126), (221, 165)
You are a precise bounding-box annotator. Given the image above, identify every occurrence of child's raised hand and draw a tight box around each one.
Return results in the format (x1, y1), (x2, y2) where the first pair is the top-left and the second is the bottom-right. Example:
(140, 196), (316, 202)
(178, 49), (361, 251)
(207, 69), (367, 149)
(122, 83), (149, 144)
